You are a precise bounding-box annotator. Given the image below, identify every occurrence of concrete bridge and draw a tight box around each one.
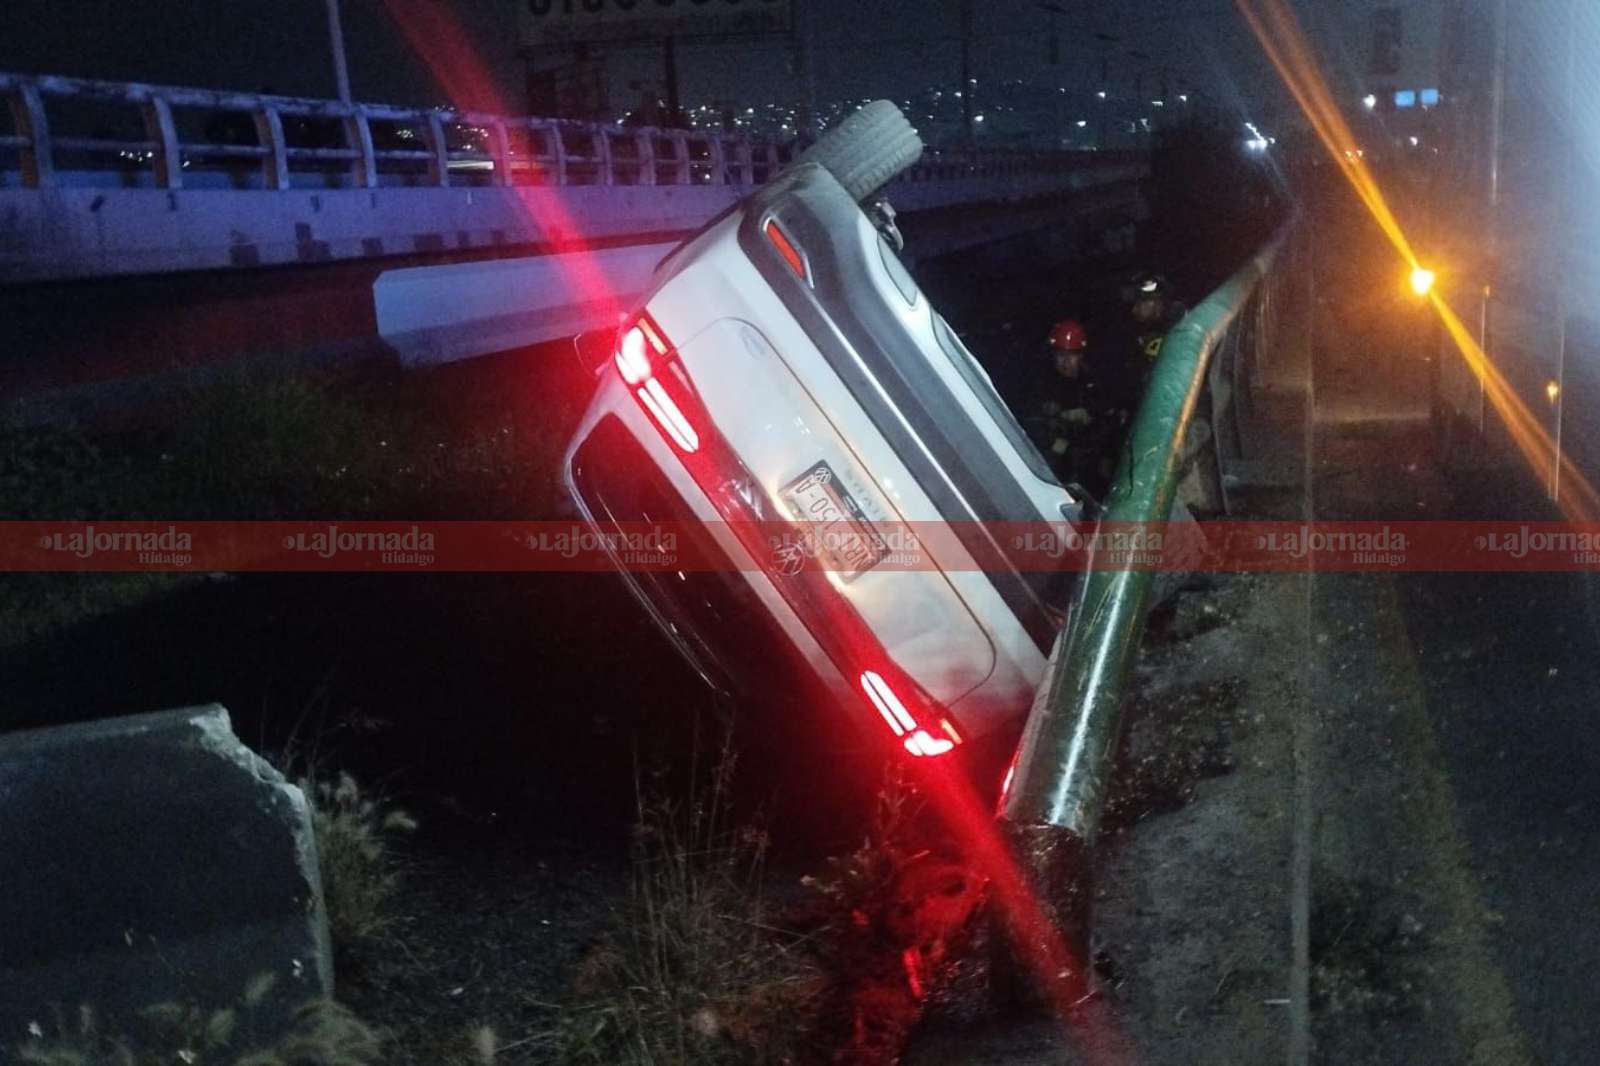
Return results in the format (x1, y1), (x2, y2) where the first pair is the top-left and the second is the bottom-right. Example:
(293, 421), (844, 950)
(0, 72), (1146, 412)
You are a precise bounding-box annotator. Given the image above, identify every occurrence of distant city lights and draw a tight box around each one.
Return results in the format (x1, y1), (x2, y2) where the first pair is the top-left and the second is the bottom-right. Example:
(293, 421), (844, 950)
(593, 72), (1196, 147)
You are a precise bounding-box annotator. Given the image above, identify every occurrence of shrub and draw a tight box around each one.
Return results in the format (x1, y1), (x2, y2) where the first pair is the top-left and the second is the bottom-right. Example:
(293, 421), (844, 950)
(540, 745), (823, 1065)
(300, 772), (417, 952)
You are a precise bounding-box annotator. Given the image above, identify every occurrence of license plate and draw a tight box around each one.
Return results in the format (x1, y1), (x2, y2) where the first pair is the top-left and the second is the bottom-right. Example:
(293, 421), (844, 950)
(779, 461), (888, 582)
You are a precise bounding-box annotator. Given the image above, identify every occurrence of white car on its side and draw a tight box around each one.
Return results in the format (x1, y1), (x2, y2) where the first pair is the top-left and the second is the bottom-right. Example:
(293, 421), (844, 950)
(562, 102), (1082, 761)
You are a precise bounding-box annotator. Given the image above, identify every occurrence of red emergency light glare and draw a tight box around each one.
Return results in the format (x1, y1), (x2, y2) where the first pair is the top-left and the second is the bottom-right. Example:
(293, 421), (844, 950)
(764, 218), (809, 282)
(902, 947), (926, 1000)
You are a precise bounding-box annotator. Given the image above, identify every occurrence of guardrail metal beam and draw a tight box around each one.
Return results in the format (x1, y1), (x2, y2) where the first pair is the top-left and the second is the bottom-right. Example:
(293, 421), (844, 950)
(996, 225), (1293, 994)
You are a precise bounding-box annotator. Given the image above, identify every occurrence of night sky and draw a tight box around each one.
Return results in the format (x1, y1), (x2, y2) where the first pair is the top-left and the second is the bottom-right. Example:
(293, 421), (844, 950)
(0, 1), (1413, 134)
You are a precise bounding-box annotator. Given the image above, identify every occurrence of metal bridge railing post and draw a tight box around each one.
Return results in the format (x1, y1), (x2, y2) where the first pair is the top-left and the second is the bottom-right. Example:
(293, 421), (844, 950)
(636, 129), (656, 186)
(11, 82), (54, 188)
(707, 134), (726, 185)
(253, 106), (290, 190)
(423, 111), (450, 187)
(485, 118), (512, 188)
(670, 132), (689, 185)
(344, 108), (377, 188)
(141, 95), (182, 190)
(551, 123), (569, 185)
(595, 125), (614, 186)
(736, 137), (754, 185)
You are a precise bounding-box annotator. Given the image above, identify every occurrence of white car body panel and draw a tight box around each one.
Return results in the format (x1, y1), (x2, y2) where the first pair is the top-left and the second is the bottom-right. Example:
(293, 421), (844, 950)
(562, 161), (1074, 747)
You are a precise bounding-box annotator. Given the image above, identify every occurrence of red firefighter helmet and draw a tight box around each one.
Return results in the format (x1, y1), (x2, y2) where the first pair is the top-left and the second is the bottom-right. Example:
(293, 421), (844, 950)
(1048, 319), (1088, 353)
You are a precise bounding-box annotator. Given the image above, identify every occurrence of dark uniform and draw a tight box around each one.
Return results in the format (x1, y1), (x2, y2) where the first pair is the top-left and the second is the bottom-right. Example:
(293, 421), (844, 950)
(1019, 357), (1126, 496)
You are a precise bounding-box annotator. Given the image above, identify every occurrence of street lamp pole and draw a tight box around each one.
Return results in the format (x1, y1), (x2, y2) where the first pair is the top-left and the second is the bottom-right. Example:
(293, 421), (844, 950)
(325, 0), (352, 104)
(796, 0), (818, 137)
(960, 0), (975, 145)
(1041, 1), (1066, 148)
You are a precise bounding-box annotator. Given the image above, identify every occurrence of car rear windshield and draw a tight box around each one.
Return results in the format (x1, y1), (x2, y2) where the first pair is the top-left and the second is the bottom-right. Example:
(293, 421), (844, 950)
(931, 314), (1062, 487)
(570, 416), (789, 682)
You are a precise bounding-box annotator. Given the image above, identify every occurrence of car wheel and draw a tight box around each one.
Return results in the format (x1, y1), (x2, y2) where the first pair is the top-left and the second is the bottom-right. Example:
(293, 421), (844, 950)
(794, 100), (924, 203)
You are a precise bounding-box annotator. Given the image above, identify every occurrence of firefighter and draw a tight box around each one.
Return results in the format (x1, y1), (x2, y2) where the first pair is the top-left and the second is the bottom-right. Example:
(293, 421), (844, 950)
(1026, 319), (1121, 491)
(1125, 271), (1187, 364)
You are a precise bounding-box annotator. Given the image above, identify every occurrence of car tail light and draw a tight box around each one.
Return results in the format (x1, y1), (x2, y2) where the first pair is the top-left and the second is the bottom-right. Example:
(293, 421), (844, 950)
(861, 670), (961, 757)
(613, 311), (958, 758)
(615, 325), (653, 384)
(614, 316), (699, 453)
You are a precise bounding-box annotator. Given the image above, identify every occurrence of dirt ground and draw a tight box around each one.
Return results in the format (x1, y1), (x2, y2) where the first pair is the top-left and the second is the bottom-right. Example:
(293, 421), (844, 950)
(904, 571), (1305, 1066)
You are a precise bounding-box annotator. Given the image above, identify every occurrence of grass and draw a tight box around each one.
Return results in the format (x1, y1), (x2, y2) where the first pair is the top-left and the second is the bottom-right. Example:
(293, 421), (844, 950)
(14, 976), (383, 1066)
(1, 364), (565, 523)
(524, 757), (979, 1066)
(0, 363), (566, 652)
(537, 741), (824, 1065)
(300, 771), (418, 954)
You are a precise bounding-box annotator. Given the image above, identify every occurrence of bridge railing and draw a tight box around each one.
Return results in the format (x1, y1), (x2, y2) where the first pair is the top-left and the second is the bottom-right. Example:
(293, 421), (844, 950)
(0, 72), (1126, 193)
(0, 72), (791, 192)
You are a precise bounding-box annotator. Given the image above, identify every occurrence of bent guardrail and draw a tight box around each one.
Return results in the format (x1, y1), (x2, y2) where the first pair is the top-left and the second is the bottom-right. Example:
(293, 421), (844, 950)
(996, 222), (1298, 992)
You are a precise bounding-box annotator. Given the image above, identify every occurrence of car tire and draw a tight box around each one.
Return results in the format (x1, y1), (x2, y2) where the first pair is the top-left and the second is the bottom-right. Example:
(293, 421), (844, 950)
(795, 100), (923, 203)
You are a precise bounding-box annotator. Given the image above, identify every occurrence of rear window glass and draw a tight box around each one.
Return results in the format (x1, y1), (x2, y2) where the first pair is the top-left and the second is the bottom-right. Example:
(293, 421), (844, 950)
(570, 417), (779, 651)
(931, 314), (1061, 487)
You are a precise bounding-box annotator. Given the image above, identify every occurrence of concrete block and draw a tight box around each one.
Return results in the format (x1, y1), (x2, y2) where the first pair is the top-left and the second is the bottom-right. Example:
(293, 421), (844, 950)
(0, 705), (333, 1041)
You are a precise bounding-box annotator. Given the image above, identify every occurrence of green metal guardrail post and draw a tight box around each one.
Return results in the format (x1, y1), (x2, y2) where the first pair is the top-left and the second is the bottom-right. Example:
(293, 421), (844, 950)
(995, 227), (1291, 998)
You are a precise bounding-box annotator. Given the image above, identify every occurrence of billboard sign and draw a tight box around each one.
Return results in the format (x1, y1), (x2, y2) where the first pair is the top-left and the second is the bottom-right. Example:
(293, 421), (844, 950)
(521, 0), (792, 47)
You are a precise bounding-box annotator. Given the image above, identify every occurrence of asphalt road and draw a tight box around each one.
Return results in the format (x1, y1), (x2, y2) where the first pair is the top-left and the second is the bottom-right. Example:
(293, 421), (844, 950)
(1312, 370), (1600, 1065)
(909, 185), (1600, 1065)
(1306, 185), (1600, 1063)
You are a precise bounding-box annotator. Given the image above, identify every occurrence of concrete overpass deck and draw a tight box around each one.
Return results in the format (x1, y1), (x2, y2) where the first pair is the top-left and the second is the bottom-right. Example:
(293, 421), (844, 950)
(1, 71), (1147, 412)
